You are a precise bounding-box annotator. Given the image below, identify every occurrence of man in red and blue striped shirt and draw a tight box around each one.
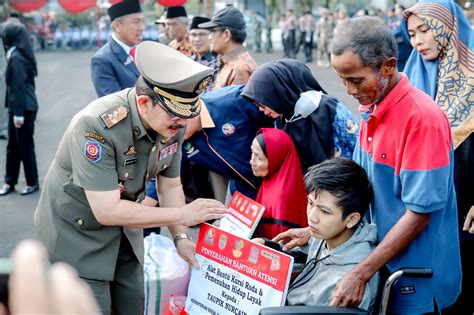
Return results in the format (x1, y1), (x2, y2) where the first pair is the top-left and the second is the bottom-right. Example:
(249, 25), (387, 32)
(330, 17), (461, 314)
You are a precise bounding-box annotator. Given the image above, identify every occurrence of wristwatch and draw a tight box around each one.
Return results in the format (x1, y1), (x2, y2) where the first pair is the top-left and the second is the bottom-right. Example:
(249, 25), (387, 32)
(173, 233), (192, 247)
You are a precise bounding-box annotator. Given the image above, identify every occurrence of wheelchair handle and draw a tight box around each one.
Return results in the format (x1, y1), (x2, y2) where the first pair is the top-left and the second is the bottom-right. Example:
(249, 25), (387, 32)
(379, 268), (432, 314)
(393, 268), (433, 278)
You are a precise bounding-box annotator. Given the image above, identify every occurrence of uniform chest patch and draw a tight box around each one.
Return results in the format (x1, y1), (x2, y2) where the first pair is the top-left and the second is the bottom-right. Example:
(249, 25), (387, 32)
(84, 140), (102, 162)
(159, 142), (178, 161)
(222, 123), (236, 136)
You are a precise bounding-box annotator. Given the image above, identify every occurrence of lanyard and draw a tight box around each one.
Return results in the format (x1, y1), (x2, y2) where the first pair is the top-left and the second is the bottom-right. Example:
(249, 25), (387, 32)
(202, 130), (257, 190)
(288, 241), (330, 292)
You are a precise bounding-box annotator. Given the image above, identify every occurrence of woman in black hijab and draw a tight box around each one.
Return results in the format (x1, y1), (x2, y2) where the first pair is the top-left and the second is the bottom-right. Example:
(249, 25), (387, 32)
(0, 23), (39, 196)
(241, 59), (359, 173)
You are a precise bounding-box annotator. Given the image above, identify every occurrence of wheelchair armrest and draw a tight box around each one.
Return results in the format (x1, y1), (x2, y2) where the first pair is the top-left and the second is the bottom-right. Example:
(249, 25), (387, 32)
(379, 268), (433, 314)
(259, 306), (368, 314)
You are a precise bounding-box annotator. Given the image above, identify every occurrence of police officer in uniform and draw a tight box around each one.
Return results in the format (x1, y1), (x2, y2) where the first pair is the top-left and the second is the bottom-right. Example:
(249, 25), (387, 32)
(34, 41), (227, 315)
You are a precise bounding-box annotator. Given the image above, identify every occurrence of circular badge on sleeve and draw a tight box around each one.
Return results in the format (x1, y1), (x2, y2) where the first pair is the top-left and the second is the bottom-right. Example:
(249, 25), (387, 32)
(85, 140), (102, 163)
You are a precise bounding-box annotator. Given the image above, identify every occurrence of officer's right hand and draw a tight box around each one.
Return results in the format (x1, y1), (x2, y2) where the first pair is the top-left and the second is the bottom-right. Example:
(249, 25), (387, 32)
(180, 198), (228, 226)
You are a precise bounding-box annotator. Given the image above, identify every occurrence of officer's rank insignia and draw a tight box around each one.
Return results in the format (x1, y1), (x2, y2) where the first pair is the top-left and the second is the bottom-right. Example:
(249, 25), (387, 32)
(100, 106), (128, 128)
(124, 145), (137, 156)
(84, 131), (106, 144)
(158, 142), (178, 161)
(221, 123), (236, 136)
(84, 140), (102, 162)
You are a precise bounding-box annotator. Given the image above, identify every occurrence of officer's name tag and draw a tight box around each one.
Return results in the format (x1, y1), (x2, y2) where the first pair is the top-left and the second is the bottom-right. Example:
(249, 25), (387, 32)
(123, 158), (138, 166)
(159, 142), (178, 161)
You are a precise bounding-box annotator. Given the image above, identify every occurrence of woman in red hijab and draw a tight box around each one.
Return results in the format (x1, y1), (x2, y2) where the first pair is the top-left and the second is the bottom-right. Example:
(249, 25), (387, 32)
(250, 128), (307, 239)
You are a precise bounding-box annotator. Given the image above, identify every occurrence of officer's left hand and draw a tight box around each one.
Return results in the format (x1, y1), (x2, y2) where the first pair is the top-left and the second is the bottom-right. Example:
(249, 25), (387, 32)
(175, 238), (198, 268)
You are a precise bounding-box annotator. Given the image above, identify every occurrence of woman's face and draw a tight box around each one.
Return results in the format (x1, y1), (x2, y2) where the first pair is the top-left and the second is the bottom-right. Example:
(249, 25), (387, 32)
(407, 14), (439, 61)
(250, 139), (269, 177)
(256, 103), (280, 119)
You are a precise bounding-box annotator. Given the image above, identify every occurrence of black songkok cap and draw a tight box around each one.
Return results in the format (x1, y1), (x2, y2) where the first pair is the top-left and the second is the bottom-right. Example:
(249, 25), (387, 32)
(165, 6), (187, 19)
(108, 0), (142, 21)
(189, 16), (211, 30)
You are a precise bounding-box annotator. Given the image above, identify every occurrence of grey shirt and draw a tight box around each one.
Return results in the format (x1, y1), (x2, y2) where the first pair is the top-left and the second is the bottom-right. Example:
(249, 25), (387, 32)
(287, 221), (379, 313)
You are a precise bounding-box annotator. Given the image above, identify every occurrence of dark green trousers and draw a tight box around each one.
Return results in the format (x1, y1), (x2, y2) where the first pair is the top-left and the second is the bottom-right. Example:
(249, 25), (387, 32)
(82, 235), (144, 315)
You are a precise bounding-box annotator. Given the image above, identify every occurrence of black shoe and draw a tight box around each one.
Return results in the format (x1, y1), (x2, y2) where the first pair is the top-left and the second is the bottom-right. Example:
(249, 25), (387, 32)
(20, 184), (39, 196)
(0, 184), (15, 196)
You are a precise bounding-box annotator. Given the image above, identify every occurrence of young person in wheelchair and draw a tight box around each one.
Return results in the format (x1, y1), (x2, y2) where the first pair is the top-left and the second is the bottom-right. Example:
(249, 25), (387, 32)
(254, 158), (379, 313)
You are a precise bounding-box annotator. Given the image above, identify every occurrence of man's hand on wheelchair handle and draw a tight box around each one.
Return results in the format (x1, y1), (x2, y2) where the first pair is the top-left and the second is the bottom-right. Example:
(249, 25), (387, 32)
(272, 227), (311, 251)
(330, 270), (366, 308)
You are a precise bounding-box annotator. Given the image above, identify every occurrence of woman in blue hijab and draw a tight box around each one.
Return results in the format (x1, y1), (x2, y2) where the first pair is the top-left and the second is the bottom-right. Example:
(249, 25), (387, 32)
(402, 1), (473, 312)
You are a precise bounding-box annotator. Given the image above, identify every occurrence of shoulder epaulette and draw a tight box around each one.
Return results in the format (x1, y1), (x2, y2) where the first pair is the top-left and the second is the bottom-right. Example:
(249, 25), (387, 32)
(99, 105), (129, 128)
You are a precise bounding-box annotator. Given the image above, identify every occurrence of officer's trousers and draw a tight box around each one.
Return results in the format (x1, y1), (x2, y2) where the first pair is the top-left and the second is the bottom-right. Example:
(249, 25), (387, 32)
(82, 235), (144, 315)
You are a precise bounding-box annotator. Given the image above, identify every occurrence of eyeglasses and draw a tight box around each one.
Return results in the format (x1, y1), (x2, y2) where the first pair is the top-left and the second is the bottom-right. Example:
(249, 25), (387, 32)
(152, 97), (181, 121)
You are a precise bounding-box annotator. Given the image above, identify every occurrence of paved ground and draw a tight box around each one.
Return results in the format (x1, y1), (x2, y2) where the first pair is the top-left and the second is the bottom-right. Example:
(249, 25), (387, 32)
(0, 48), (359, 257)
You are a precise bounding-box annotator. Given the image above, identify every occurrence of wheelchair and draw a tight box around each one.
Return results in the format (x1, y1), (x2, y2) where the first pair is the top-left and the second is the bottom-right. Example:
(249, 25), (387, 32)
(259, 268), (433, 315)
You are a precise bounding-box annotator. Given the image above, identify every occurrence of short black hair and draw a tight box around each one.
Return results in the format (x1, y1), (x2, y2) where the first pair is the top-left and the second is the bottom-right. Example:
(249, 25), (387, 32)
(226, 26), (246, 44)
(135, 76), (158, 107)
(304, 158), (373, 221)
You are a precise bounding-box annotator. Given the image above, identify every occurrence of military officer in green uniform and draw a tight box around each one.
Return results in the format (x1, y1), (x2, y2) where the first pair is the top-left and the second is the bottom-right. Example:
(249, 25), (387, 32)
(34, 41), (227, 315)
